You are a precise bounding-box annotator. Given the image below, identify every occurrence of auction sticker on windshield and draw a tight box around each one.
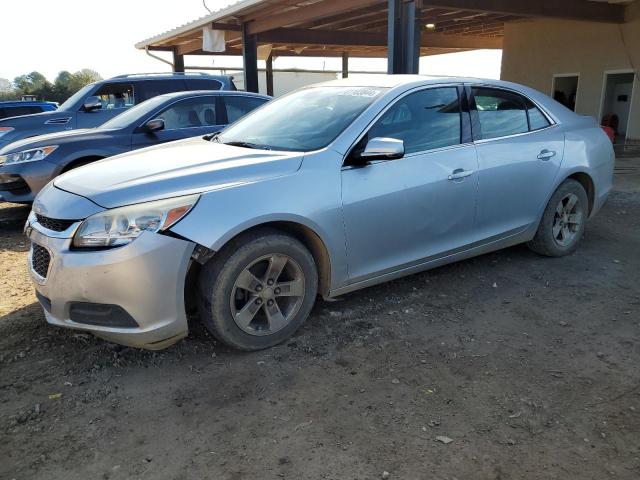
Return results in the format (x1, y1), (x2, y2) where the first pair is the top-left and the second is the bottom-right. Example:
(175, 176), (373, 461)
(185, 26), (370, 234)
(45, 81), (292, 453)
(338, 88), (383, 97)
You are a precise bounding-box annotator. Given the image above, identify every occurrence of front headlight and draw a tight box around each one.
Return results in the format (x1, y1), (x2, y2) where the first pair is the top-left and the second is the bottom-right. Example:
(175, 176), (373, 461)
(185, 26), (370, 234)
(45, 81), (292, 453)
(1, 145), (58, 165)
(73, 194), (199, 248)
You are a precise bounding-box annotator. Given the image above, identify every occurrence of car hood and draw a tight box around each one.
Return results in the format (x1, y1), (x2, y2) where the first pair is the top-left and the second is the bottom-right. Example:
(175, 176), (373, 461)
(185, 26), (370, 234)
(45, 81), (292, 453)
(0, 109), (69, 127)
(0, 128), (115, 154)
(54, 137), (304, 209)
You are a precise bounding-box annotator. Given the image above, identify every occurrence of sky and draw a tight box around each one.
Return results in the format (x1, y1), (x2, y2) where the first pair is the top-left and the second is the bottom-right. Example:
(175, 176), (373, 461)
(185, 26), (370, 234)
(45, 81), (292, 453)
(0, 0), (502, 83)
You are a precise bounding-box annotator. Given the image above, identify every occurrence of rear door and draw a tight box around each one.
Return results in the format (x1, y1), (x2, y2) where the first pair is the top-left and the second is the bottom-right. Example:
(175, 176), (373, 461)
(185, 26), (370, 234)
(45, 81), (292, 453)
(470, 86), (564, 241)
(77, 82), (136, 128)
(131, 95), (224, 149)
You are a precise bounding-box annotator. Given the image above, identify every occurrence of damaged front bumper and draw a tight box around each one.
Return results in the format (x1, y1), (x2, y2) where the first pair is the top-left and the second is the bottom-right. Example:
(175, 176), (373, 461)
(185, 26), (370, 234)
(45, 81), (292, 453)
(26, 212), (196, 350)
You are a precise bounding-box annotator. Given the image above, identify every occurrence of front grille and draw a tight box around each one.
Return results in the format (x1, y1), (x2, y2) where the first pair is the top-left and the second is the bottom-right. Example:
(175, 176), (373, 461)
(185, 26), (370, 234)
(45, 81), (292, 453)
(31, 244), (51, 279)
(36, 214), (75, 232)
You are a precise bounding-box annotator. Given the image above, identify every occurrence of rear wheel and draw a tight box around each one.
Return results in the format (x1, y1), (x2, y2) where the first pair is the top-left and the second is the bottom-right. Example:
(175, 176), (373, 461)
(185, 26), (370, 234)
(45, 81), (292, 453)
(197, 230), (318, 350)
(527, 179), (588, 257)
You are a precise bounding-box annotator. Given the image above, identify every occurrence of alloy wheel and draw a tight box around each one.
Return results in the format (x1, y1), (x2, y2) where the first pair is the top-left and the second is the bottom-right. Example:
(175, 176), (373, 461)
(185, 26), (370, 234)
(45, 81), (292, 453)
(552, 193), (583, 247)
(230, 254), (306, 336)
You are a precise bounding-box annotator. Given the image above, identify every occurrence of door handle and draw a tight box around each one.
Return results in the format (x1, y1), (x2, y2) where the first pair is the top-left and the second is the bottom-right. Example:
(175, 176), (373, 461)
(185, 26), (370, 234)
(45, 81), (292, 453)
(448, 168), (474, 181)
(537, 149), (556, 160)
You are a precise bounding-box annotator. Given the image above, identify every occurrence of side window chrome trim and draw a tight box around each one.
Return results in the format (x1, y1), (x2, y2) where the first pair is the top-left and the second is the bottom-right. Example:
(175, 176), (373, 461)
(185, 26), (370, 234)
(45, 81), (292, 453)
(473, 123), (559, 145)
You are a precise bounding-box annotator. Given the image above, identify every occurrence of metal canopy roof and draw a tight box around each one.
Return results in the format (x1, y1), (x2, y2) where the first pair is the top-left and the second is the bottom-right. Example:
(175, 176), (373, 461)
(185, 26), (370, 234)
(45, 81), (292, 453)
(135, 0), (633, 59)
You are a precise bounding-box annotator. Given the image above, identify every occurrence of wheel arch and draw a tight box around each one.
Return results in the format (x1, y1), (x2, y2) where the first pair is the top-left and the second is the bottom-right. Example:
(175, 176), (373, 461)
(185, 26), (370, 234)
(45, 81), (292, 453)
(565, 171), (595, 215)
(226, 221), (332, 298)
(185, 219), (333, 301)
(60, 155), (105, 174)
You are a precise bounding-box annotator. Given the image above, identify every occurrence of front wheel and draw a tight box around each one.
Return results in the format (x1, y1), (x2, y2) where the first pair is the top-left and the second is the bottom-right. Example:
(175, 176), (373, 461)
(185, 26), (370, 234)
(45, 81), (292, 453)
(527, 179), (589, 257)
(197, 230), (318, 350)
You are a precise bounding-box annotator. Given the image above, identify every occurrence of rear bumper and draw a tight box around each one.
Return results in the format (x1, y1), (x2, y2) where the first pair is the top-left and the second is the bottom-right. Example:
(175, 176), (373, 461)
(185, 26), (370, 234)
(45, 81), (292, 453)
(26, 219), (196, 350)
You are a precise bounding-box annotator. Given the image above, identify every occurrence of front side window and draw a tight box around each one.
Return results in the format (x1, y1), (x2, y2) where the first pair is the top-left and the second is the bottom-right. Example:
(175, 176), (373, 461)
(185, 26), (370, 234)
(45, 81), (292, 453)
(473, 87), (528, 140)
(217, 86), (387, 152)
(224, 96), (268, 123)
(93, 83), (135, 110)
(156, 96), (219, 130)
(364, 87), (461, 154)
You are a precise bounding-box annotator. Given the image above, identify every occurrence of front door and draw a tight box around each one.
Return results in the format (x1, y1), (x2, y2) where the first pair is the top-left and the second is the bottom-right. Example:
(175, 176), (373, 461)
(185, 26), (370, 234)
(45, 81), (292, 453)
(341, 86), (479, 282)
(470, 86), (564, 241)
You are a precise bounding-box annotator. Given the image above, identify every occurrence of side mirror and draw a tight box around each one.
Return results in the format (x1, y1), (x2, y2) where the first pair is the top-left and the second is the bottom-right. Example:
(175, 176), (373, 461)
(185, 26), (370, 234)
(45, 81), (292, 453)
(145, 118), (165, 132)
(83, 96), (102, 112)
(359, 137), (404, 161)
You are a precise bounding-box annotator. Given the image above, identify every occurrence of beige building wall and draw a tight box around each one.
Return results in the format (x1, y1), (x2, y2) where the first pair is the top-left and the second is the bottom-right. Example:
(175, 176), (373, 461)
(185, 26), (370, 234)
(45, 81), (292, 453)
(500, 4), (640, 140)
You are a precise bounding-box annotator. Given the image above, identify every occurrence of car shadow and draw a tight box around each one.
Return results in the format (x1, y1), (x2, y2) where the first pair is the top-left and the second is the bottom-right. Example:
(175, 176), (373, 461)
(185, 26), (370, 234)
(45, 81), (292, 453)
(1, 202), (30, 253)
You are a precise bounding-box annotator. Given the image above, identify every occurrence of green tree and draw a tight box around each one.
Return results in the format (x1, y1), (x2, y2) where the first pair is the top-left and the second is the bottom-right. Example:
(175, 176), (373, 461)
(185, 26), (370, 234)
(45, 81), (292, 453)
(69, 69), (101, 91)
(52, 71), (74, 103)
(13, 71), (54, 101)
(2, 69), (102, 104)
(0, 78), (16, 101)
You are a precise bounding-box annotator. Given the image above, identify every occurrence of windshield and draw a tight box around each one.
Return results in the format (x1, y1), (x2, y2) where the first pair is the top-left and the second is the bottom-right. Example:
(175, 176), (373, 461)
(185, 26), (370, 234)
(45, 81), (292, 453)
(99, 95), (170, 130)
(58, 84), (95, 111)
(217, 86), (387, 151)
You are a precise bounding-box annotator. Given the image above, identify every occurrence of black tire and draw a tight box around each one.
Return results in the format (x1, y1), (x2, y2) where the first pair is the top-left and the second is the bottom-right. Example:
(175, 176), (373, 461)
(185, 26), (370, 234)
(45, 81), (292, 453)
(197, 229), (318, 351)
(527, 179), (589, 257)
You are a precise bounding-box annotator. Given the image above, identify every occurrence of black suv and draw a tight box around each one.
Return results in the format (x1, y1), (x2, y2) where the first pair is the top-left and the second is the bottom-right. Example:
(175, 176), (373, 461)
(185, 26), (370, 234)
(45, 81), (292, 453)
(0, 73), (236, 150)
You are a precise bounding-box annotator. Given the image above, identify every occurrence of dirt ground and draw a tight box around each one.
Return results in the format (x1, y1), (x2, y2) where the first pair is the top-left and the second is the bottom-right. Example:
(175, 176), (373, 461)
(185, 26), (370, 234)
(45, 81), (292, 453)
(1, 159), (640, 480)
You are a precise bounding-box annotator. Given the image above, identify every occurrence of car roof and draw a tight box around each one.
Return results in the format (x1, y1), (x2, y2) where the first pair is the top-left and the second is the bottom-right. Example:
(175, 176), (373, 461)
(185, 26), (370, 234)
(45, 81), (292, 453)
(153, 90), (271, 100)
(102, 73), (234, 84)
(316, 74), (487, 89)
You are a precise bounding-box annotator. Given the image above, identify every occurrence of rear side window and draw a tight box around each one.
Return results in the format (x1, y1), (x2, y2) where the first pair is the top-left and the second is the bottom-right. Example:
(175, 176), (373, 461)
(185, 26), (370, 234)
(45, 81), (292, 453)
(365, 87), (462, 154)
(137, 80), (187, 102)
(472, 87), (528, 140)
(223, 96), (268, 123)
(93, 83), (135, 109)
(185, 79), (224, 91)
(155, 96), (220, 130)
(526, 100), (551, 131)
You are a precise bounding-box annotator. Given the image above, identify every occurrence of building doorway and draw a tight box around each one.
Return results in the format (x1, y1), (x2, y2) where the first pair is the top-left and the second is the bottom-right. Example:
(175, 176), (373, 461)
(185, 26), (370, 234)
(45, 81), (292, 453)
(552, 74), (579, 111)
(600, 71), (636, 142)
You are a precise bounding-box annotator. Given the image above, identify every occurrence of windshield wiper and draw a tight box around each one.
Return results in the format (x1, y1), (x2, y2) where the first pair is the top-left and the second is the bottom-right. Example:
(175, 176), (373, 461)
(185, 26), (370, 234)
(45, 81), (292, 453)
(204, 132), (220, 142)
(223, 141), (271, 150)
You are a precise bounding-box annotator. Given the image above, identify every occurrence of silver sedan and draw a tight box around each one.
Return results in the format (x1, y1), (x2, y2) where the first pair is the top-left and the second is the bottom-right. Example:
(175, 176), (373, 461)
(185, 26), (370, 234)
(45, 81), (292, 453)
(25, 75), (614, 350)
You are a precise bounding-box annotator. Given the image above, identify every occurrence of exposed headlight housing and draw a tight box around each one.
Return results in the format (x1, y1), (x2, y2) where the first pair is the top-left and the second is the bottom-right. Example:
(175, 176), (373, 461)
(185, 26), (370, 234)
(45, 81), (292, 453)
(73, 195), (199, 248)
(0, 145), (58, 165)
